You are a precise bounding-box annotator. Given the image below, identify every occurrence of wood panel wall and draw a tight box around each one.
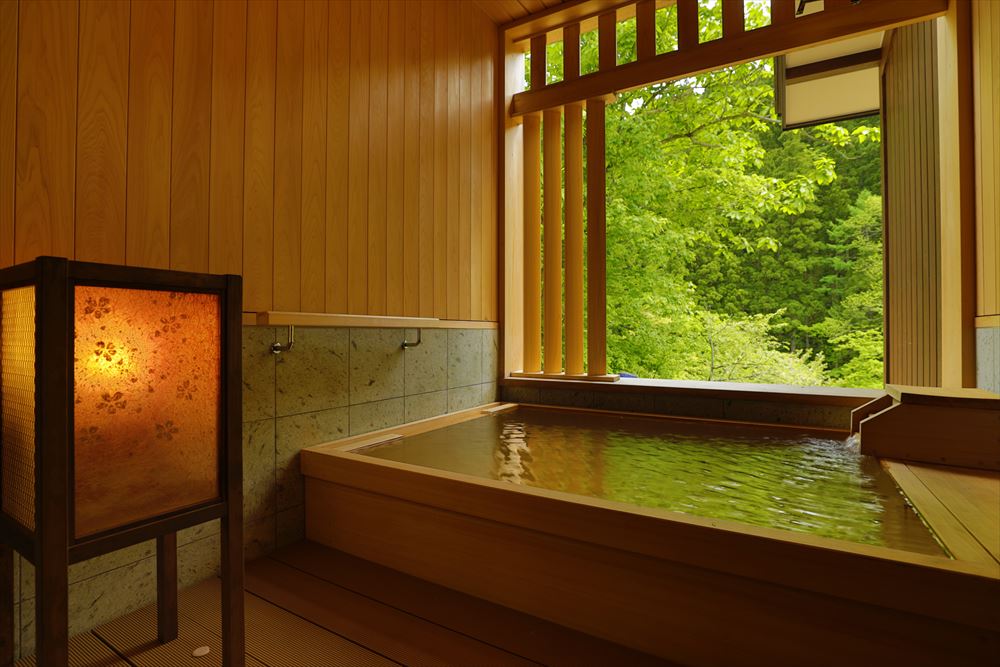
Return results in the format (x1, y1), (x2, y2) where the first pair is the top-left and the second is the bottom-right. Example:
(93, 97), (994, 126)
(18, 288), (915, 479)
(882, 22), (942, 387)
(973, 0), (1000, 321)
(0, 0), (498, 321)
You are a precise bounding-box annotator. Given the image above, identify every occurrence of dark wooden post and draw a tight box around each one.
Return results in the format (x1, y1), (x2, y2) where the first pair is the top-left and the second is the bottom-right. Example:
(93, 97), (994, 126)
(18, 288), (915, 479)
(0, 545), (13, 667)
(156, 532), (178, 642)
(36, 257), (71, 666)
(221, 275), (245, 667)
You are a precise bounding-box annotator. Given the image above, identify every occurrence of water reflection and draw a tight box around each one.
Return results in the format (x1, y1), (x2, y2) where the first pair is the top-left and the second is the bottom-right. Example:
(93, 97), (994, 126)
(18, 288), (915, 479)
(362, 407), (944, 555)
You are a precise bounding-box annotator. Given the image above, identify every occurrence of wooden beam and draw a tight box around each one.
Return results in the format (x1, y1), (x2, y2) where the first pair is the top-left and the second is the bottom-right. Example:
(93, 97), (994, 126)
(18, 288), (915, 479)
(511, 0), (948, 115)
(785, 48), (882, 82)
(636, 0), (656, 60)
(565, 102), (585, 375)
(542, 108), (563, 374)
(504, 0), (630, 43)
(523, 113), (542, 373)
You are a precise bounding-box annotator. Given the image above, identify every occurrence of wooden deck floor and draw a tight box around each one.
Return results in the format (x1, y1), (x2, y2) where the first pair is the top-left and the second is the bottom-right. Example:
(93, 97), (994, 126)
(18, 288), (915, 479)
(19, 541), (666, 667)
(884, 459), (1000, 568)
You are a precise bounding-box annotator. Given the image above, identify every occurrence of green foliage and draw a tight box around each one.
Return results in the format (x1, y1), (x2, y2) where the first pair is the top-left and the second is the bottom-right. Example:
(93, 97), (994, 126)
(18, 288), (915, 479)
(592, 15), (884, 388)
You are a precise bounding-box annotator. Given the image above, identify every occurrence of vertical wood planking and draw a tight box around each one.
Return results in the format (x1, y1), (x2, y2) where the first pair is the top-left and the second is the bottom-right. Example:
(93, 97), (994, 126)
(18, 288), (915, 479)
(170, 0), (214, 273)
(446, 6), (461, 319)
(209, 0), (247, 276)
(273, 0), (305, 311)
(75, 0), (129, 265)
(0, 0), (15, 268)
(301, 0), (328, 313)
(403, 0), (422, 317)
(973, 0), (999, 317)
(387, 0), (406, 316)
(460, 3), (473, 320)
(126, 0), (173, 269)
(523, 113), (542, 373)
(243, 0), (277, 311)
(483, 17), (497, 322)
(15, 0), (78, 263)
(348, 0), (371, 314)
(418, 0), (436, 318)
(326, 0), (350, 313)
(504, 37), (526, 373)
(542, 107), (562, 374)
(636, 0), (656, 60)
(368, 0), (389, 315)
(677, 0), (698, 51)
(433, 0), (448, 319)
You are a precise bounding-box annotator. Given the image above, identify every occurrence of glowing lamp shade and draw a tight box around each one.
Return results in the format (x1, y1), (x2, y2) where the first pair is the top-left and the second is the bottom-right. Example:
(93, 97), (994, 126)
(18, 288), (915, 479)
(73, 286), (221, 538)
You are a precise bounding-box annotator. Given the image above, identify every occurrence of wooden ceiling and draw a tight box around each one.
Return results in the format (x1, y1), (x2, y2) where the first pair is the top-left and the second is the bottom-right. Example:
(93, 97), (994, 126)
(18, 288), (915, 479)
(475, 0), (571, 25)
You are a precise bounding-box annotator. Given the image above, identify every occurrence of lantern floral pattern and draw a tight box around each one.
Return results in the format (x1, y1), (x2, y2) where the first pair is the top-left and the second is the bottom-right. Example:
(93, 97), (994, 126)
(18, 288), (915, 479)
(73, 286), (221, 538)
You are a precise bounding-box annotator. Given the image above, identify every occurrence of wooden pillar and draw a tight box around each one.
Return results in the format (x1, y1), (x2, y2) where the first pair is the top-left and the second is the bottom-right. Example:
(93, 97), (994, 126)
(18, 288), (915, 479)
(156, 533), (178, 642)
(542, 107), (563, 374)
(770, 0), (797, 26)
(35, 257), (70, 667)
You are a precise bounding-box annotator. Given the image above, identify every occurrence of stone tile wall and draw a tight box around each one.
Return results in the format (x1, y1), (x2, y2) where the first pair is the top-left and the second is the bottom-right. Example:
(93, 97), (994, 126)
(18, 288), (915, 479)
(977, 327), (1000, 393)
(11, 325), (498, 659)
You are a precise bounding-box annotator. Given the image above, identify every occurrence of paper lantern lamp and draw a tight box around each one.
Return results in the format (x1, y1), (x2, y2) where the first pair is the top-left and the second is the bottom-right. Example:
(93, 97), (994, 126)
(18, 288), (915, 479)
(0, 257), (244, 667)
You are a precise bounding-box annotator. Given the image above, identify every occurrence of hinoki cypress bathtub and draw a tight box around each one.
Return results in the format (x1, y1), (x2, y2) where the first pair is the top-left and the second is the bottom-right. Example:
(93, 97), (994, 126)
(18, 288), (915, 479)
(301, 404), (1000, 666)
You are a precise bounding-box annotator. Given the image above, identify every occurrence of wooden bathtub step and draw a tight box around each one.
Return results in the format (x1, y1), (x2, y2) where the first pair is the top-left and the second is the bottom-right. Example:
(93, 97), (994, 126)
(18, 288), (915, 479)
(265, 541), (671, 667)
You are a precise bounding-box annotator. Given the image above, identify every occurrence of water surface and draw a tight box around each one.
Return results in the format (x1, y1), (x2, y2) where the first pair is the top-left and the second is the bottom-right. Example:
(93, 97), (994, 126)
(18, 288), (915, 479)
(362, 407), (944, 555)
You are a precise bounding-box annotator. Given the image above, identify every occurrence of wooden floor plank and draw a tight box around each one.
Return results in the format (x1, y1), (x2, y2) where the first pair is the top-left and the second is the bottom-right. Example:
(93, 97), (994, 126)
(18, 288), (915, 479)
(15, 632), (130, 667)
(179, 578), (397, 667)
(906, 463), (1000, 564)
(246, 557), (538, 667)
(272, 541), (669, 667)
(884, 460), (998, 567)
(93, 603), (268, 667)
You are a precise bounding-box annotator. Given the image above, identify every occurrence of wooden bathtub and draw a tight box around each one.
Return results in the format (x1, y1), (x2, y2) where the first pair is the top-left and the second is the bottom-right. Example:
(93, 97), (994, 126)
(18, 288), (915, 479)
(301, 403), (1000, 666)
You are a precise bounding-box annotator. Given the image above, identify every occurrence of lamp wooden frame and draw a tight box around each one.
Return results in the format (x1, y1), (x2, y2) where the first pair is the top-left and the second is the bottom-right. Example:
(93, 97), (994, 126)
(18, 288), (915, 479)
(0, 257), (244, 667)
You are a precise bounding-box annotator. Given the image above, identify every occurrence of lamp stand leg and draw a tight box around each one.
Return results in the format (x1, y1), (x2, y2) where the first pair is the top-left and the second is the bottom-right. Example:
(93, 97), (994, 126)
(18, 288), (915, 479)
(0, 545), (13, 667)
(156, 532), (178, 643)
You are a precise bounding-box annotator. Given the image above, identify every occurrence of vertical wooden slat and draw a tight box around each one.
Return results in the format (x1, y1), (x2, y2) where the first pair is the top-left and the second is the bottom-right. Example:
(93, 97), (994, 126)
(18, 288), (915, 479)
(0, 0), (15, 268)
(564, 23), (581, 86)
(770, 0), (796, 26)
(348, 0), (371, 314)
(586, 98), (607, 377)
(459, 2), (473, 321)
(722, 0), (745, 39)
(386, 0), (404, 316)
(523, 112), (542, 374)
(419, 0), (436, 318)
(446, 6), (461, 319)
(326, 0), (350, 313)
(470, 10), (483, 321)
(273, 0), (304, 311)
(636, 0), (656, 60)
(530, 35), (547, 89)
(15, 0), (78, 264)
(170, 0), (214, 273)
(973, 0), (999, 318)
(243, 0), (277, 312)
(598, 12), (616, 70)
(208, 0), (247, 276)
(565, 102), (584, 375)
(126, 0), (173, 269)
(301, 0), (328, 313)
(542, 107), (562, 374)
(368, 0), (389, 316)
(433, 0), (448, 319)
(403, 0), (422, 317)
(677, 0), (699, 51)
(75, 0), (129, 265)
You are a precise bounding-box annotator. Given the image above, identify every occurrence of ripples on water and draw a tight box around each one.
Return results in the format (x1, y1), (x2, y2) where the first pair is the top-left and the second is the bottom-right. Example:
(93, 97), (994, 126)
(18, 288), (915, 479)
(362, 407), (944, 555)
